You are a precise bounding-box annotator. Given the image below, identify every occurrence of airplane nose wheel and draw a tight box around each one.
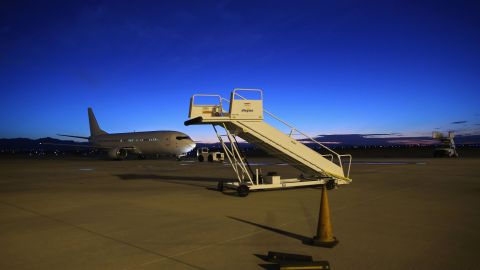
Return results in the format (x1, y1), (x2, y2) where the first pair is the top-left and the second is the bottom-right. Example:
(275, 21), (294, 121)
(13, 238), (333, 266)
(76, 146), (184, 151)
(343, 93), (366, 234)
(217, 181), (224, 192)
(237, 185), (250, 197)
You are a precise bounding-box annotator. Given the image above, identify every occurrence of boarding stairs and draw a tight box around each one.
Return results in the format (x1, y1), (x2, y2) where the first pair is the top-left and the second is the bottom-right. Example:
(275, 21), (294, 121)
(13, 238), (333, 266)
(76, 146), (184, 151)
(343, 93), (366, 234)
(185, 89), (352, 194)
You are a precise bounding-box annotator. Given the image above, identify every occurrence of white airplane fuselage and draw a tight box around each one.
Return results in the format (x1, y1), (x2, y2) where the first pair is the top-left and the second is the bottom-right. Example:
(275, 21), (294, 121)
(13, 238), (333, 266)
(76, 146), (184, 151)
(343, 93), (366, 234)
(90, 130), (195, 158)
(60, 108), (196, 160)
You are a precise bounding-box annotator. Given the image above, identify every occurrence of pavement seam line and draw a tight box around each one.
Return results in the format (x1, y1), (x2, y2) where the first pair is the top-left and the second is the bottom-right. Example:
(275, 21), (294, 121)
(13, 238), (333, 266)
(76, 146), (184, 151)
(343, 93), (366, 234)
(0, 200), (206, 270)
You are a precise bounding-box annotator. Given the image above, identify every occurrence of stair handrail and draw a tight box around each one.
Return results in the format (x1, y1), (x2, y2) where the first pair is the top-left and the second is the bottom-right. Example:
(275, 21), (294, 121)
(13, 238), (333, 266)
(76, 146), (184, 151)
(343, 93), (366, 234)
(231, 90), (351, 178)
(191, 94), (223, 105)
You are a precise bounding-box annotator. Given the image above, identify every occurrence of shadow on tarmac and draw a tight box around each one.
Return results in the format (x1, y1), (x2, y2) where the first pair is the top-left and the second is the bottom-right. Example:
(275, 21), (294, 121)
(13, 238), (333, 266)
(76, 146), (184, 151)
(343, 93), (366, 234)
(227, 216), (311, 244)
(115, 174), (252, 197)
(115, 173), (233, 188)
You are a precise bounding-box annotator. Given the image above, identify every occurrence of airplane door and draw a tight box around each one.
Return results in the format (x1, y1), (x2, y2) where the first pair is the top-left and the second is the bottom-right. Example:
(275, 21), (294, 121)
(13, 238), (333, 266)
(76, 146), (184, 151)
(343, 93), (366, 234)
(165, 135), (171, 147)
(173, 134), (179, 149)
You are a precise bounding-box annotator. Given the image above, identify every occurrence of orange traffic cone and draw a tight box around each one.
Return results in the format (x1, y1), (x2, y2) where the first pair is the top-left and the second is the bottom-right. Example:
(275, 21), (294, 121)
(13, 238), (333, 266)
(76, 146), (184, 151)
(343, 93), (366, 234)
(309, 184), (338, 247)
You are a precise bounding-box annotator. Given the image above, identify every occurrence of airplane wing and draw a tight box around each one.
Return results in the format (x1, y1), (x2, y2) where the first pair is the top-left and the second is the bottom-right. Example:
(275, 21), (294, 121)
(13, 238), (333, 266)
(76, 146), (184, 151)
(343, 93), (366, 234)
(57, 134), (90, 140)
(40, 142), (137, 151)
(39, 142), (94, 148)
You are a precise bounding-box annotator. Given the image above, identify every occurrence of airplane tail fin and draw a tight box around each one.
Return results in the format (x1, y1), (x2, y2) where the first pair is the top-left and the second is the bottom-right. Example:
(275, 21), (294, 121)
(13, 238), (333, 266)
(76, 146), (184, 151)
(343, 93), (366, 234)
(88, 108), (107, 137)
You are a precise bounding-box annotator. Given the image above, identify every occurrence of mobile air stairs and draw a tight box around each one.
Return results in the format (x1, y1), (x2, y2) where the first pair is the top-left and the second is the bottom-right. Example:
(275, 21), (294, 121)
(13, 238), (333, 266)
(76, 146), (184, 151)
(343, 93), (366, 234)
(185, 89), (352, 197)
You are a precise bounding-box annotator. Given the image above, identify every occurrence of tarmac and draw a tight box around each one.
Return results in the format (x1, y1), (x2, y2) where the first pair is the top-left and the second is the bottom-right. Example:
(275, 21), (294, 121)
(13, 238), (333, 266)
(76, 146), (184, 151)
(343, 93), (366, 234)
(0, 157), (479, 269)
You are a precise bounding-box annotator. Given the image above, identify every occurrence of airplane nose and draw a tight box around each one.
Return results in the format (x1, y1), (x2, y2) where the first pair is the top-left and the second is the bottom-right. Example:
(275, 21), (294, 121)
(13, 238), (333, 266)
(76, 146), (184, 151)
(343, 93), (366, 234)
(184, 140), (197, 152)
(187, 140), (196, 151)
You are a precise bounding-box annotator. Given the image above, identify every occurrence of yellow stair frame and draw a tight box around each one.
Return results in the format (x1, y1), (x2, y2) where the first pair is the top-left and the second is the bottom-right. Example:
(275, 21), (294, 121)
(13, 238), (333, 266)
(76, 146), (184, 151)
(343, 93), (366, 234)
(185, 89), (352, 195)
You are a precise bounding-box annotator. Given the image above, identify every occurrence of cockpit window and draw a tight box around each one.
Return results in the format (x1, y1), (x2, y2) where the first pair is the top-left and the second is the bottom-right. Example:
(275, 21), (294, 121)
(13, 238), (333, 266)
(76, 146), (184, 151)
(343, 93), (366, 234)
(176, 136), (191, 140)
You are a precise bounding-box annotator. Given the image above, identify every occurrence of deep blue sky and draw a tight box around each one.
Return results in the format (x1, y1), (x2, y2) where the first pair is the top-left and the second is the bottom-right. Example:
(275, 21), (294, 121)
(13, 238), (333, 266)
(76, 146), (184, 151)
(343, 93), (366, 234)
(1, 0), (479, 142)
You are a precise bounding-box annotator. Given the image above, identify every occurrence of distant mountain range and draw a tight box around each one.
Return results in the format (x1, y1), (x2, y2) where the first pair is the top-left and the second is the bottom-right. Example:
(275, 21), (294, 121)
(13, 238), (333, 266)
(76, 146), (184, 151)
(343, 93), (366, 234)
(1, 134), (479, 152)
(0, 137), (88, 151)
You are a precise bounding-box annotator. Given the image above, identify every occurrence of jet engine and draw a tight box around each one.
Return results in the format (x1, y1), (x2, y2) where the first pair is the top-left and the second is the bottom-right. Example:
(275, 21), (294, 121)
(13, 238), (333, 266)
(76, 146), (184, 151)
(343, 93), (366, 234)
(108, 148), (128, 160)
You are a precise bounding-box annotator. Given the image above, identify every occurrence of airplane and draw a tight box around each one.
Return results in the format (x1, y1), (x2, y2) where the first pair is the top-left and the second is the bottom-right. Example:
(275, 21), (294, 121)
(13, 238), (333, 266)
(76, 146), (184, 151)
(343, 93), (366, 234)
(58, 108), (196, 160)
